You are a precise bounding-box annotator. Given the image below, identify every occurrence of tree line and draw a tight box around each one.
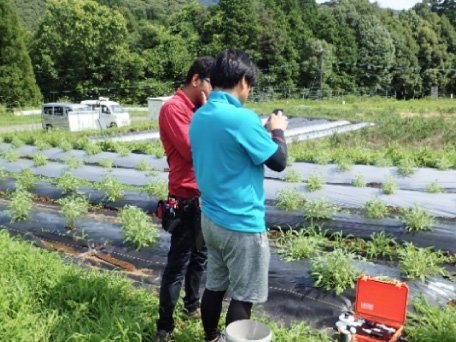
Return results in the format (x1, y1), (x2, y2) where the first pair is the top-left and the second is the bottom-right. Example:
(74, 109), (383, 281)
(1, 0), (455, 107)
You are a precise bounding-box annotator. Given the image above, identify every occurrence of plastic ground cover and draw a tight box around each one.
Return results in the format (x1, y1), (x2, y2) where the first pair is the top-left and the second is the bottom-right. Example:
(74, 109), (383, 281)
(0, 204), (453, 330)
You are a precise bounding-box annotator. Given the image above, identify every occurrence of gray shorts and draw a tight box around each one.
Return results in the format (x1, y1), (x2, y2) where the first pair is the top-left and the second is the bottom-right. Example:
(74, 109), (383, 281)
(201, 213), (270, 303)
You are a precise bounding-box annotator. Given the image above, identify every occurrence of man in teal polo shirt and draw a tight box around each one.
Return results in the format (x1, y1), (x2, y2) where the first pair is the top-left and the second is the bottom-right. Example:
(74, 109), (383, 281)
(190, 49), (288, 342)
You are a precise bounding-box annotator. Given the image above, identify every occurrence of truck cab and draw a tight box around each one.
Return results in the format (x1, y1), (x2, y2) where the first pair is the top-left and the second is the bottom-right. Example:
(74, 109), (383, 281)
(81, 97), (131, 128)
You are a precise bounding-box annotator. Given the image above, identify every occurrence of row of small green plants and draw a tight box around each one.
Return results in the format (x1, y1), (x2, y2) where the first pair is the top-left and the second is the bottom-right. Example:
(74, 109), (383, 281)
(276, 188), (436, 232)
(0, 230), (331, 342)
(0, 168), (169, 250)
(284, 168), (446, 194)
(275, 227), (453, 295)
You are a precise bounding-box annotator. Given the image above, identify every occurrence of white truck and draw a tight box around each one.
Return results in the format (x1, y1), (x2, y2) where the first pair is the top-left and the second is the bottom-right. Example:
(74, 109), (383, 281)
(81, 98), (131, 128)
(41, 103), (99, 131)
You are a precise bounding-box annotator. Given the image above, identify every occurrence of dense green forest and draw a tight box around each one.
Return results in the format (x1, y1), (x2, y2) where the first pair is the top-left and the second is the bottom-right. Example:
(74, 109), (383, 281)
(2, 0), (456, 106)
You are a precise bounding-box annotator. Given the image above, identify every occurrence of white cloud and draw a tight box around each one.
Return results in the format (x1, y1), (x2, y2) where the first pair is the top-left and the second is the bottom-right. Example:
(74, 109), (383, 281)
(315, 0), (422, 11)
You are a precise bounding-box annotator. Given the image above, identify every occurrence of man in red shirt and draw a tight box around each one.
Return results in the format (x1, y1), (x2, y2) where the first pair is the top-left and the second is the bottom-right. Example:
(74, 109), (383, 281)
(156, 56), (214, 341)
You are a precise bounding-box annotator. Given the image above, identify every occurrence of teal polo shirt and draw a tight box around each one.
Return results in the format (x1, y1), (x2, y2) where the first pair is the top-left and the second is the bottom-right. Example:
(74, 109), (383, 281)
(189, 91), (277, 232)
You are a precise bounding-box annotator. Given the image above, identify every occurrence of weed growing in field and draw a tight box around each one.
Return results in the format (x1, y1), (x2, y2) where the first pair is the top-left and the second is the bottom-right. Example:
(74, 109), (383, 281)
(276, 189), (305, 211)
(397, 158), (416, 176)
(114, 144), (131, 157)
(2, 149), (20, 162)
(55, 172), (80, 194)
(398, 243), (445, 281)
(336, 158), (353, 172)
(400, 204), (435, 232)
(306, 174), (324, 191)
(365, 231), (397, 260)
(363, 198), (388, 219)
(119, 205), (159, 250)
(277, 229), (327, 261)
(283, 169), (302, 183)
(311, 249), (360, 295)
(10, 136), (24, 148)
(33, 153), (48, 167)
(407, 297), (456, 342)
(96, 175), (125, 202)
(435, 156), (452, 170)
(352, 174), (366, 187)
(15, 169), (35, 190)
(65, 156), (83, 169)
(58, 139), (73, 152)
(34, 140), (50, 151)
(98, 158), (115, 171)
(58, 195), (89, 229)
(303, 199), (338, 224)
(425, 180), (443, 193)
(382, 176), (397, 195)
(7, 189), (32, 222)
(144, 180), (168, 200)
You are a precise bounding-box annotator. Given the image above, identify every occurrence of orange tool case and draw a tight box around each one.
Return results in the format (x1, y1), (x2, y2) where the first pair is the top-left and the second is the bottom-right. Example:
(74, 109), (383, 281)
(353, 275), (409, 342)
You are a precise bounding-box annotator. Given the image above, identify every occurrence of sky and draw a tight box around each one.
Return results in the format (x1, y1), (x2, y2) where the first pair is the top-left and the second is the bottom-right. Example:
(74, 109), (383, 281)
(315, 0), (422, 11)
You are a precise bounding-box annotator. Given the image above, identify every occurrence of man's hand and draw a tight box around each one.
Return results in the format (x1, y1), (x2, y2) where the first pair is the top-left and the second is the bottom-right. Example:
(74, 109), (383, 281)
(268, 110), (288, 131)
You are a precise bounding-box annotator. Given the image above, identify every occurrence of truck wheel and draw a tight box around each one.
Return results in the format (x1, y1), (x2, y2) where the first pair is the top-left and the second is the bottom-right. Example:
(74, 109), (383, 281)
(46, 124), (53, 131)
(110, 123), (117, 128)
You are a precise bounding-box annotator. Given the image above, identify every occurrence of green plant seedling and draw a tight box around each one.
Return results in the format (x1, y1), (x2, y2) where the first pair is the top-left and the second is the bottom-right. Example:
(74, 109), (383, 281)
(400, 204), (435, 232)
(7, 189), (33, 222)
(398, 243), (445, 281)
(382, 176), (397, 195)
(96, 175), (125, 202)
(283, 169), (302, 183)
(65, 156), (83, 169)
(352, 174), (366, 187)
(311, 249), (360, 295)
(137, 160), (152, 172)
(277, 229), (327, 261)
(15, 168), (35, 190)
(114, 144), (131, 157)
(425, 180), (443, 193)
(118, 205), (159, 250)
(58, 195), (89, 229)
(336, 158), (353, 172)
(303, 199), (338, 225)
(276, 189), (305, 211)
(58, 139), (73, 152)
(435, 157), (452, 170)
(366, 231), (397, 260)
(397, 158), (416, 176)
(144, 180), (168, 200)
(33, 153), (48, 167)
(2, 149), (20, 162)
(363, 198), (388, 219)
(306, 174), (324, 192)
(98, 158), (116, 171)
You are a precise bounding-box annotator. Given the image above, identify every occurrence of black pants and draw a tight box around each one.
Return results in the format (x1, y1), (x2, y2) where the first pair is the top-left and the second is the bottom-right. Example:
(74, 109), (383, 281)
(157, 199), (207, 333)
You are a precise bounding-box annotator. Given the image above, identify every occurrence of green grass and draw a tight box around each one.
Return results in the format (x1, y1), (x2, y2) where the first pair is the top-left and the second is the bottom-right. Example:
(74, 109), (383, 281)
(0, 230), (330, 341)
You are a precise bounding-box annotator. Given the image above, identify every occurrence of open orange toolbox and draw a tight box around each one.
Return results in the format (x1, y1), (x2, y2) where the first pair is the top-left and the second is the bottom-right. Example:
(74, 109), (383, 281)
(353, 275), (409, 342)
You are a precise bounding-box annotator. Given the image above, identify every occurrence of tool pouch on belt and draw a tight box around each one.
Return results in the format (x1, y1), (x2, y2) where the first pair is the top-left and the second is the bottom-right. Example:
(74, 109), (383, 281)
(156, 198), (181, 234)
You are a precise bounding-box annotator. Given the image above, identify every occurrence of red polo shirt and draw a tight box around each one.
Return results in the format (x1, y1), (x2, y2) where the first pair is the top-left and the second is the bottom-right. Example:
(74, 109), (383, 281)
(159, 88), (200, 199)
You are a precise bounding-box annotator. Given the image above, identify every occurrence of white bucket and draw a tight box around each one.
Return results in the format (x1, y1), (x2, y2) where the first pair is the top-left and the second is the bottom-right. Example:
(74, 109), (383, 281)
(225, 319), (272, 342)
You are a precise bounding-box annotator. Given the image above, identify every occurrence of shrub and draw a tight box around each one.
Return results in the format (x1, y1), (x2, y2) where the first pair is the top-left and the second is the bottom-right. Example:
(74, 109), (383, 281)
(311, 249), (360, 295)
(118, 205), (159, 250)
(8, 189), (33, 222)
(58, 195), (89, 229)
(382, 176), (397, 195)
(400, 204), (435, 232)
(398, 243), (445, 281)
(352, 174), (366, 187)
(33, 153), (48, 167)
(276, 189), (305, 211)
(96, 176), (125, 202)
(363, 198), (388, 219)
(425, 180), (443, 193)
(283, 169), (302, 183)
(306, 174), (324, 192)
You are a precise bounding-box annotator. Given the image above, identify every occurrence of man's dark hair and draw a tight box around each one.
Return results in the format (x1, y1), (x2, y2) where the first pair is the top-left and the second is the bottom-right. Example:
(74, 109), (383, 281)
(184, 56), (215, 85)
(211, 49), (257, 89)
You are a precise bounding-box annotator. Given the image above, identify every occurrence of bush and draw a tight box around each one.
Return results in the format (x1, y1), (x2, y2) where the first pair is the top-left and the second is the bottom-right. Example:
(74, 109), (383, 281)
(8, 189), (32, 222)
(58, 195), (89, 229)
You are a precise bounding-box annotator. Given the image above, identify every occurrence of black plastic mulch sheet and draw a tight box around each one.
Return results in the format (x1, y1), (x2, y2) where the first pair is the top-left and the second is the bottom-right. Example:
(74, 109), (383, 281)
(0, 205), (454, 331)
